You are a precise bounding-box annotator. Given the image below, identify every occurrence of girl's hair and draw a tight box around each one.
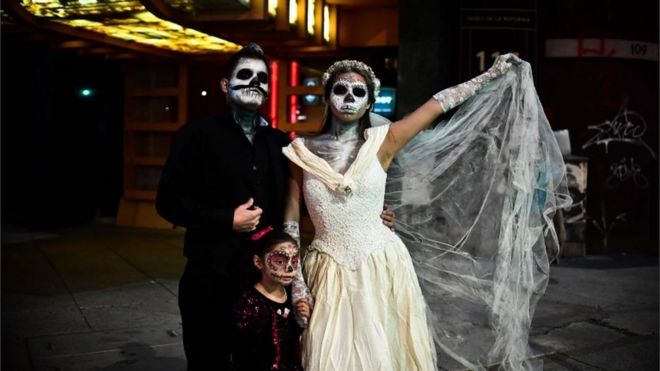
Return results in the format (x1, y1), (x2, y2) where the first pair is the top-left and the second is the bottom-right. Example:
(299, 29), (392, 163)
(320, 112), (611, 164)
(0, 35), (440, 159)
(249, 227), (298, 257)
(318, 61), (379, 139)
(245, 227), (298, 284)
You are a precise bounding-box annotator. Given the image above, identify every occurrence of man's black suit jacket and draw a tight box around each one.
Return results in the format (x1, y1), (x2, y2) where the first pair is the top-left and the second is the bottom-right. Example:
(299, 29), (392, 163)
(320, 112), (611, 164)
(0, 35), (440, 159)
(156, 111), (291, 274)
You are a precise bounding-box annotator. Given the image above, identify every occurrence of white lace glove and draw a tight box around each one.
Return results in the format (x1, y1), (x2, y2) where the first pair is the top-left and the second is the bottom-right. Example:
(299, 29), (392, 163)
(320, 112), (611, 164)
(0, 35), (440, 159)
(283, 221), (314, 328)
(433, 53), (522, 112)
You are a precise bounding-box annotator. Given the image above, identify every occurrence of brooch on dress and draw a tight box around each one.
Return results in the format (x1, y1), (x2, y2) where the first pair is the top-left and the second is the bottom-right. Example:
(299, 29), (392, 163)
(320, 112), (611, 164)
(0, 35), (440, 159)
(337, 179), (355, 196)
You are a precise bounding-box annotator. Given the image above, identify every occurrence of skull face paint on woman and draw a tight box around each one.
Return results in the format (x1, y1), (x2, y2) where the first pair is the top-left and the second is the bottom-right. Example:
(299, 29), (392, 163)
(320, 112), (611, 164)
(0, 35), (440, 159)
(329, 72), (371, 123)
(256, 241), (300, 286)
(225, 57), (269, 110)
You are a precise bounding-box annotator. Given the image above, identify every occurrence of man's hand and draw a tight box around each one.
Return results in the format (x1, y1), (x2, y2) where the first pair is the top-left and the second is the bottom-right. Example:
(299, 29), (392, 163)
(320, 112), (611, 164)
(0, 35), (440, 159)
(380, 205), (395, 230)
(232, 198), (262, 232)
(295, 299), (311, 320)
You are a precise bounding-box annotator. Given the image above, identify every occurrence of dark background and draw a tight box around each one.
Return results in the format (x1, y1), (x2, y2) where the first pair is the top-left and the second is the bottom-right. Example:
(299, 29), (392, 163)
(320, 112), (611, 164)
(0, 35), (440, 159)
(2, 0), (658, 254)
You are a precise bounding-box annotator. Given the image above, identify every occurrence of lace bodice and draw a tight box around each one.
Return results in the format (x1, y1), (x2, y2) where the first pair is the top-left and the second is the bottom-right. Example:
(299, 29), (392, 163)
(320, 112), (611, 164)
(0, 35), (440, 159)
(283, 125), (398, 269)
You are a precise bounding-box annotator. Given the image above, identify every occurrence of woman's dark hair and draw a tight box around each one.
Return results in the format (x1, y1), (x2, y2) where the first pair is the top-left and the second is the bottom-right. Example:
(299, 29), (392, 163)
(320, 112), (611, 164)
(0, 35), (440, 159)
(319, 67), (377, 139)
(224, 42), (269, 78)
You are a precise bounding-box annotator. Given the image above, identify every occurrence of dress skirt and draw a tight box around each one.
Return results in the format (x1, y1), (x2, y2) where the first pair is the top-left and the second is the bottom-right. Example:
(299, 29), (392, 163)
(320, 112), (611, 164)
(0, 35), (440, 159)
(302, 238), (437, 371)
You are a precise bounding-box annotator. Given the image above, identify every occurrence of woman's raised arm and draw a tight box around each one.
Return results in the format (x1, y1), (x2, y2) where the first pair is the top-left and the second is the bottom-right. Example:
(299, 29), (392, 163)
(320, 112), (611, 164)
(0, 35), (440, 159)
(378, 53), (521, 170)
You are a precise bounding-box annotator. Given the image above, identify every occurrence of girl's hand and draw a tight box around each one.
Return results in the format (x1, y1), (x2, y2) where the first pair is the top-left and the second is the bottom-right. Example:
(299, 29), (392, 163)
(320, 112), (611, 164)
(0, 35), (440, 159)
(295, 299), (311, 319)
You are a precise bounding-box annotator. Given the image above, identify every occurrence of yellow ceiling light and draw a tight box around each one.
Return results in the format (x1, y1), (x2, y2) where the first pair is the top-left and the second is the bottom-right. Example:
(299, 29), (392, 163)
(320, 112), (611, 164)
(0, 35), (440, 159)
(306, 0), (314, 35)
(21, 0), (144, 17)
(323, 4), (329, 42)
(268, 0), (277, 17)
(288, 0), (297, 25)
(18, 0), (241, 54)
(163, 0), (249, 12)
(163, 0), (195, 12)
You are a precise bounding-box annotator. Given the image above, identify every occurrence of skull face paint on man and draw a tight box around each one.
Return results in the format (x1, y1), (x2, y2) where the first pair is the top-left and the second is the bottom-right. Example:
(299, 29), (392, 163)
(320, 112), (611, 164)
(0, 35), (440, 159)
(225, 57), (269, 110)
(256, 242), (300, 285)
(329, 72), (371, 123)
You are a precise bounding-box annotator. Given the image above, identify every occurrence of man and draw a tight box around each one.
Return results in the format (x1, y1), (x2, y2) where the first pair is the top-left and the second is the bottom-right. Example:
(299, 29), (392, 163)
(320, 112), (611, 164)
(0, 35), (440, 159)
(157, 43), (288, 370)
(156, 43), (393, 369)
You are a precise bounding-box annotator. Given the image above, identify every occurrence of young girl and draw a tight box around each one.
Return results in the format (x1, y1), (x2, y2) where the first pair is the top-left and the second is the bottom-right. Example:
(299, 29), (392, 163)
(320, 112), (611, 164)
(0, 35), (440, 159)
(231, 226), (311, 371)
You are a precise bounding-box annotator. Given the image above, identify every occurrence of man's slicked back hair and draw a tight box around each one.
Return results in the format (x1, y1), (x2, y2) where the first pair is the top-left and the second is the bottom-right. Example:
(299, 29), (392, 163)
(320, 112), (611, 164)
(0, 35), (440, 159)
(224, 42), (269, 78)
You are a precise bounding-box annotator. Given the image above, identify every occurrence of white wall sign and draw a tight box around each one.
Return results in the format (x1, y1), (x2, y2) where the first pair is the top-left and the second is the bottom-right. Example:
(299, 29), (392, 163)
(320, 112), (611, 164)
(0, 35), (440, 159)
(546, 38), (659, 61)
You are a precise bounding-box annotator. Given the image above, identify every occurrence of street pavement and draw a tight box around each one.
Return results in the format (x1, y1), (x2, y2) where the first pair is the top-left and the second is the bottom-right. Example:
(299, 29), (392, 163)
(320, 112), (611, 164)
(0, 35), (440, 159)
(2, 225), (657, 370)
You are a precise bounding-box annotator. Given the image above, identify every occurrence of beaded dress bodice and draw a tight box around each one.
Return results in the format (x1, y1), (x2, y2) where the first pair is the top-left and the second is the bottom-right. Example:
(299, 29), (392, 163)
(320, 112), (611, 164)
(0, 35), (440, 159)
(283, 125), (397, 269)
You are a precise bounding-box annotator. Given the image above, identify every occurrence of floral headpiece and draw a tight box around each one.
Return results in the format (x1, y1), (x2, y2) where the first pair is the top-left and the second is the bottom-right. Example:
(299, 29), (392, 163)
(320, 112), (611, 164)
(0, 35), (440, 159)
(322, 60), (381, 97)
(251, 225), (273, 241)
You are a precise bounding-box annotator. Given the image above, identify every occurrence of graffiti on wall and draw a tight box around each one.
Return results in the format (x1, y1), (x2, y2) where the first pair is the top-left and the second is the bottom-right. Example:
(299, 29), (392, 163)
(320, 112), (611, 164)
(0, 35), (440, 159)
(591, 200), (628, 252)
(606, 156), (649, 189)
(578, 102), (656, 251)
(581, 107), (656, 158)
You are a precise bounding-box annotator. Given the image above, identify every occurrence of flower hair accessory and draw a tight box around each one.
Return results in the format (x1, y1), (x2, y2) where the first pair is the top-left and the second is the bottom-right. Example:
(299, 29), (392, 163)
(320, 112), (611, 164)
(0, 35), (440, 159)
(322, 60), (381, 97)
(251, 225), (273, 241)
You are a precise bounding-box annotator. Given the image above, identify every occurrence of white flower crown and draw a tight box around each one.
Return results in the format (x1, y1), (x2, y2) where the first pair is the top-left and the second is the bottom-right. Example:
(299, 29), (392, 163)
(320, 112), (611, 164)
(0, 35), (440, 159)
(322, 60), (381, 97)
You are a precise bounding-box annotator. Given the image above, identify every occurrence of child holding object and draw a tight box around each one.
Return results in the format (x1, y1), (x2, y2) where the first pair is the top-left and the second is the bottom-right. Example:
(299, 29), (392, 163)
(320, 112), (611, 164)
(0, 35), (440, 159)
(231, 226), (311, 371)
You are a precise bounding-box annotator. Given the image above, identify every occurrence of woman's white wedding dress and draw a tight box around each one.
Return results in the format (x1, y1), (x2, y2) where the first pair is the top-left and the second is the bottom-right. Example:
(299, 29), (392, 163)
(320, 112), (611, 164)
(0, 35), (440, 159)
(284, 62), (570, 371)
(283, 125), (437, 371)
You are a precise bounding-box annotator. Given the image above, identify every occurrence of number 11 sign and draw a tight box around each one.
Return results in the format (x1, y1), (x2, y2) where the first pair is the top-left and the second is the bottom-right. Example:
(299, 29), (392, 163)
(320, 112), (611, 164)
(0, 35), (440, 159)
(459, 2), (538, 80)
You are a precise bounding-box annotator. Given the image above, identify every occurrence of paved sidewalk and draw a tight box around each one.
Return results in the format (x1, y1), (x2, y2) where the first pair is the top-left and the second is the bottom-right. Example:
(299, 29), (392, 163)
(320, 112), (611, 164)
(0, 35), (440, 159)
(2, 225), (658, 370)
(532, 255), (658, 371)
(2, 226), (186, 371)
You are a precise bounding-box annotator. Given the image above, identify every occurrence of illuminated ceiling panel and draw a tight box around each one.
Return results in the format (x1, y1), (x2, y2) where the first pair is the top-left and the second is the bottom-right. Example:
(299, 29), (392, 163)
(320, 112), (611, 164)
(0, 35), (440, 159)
(163, 0), (250, 12)
(161, 0), (194, 12)
(18, 0), (241, 54)
(20, 0), (144, 17)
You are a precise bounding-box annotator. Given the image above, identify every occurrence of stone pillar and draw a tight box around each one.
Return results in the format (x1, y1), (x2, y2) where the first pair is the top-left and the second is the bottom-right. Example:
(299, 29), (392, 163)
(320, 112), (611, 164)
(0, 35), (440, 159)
(397, 0), (459, 116)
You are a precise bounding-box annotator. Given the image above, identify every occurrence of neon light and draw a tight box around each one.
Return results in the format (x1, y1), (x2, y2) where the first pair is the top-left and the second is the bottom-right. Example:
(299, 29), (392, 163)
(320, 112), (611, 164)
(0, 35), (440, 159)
(289, 0), (297, 25)
(323, 5), (330, 42)
(306, 0), (315, 35)
(268, 0), (277, 17)
(289, 61), (299, 124)
(290, 61), (299, 86)
(269, 61), (279, 128)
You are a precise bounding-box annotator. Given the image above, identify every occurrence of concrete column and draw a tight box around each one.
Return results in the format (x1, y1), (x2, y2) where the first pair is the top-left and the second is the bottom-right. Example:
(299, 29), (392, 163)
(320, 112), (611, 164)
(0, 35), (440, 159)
(397, 0), (459, 117)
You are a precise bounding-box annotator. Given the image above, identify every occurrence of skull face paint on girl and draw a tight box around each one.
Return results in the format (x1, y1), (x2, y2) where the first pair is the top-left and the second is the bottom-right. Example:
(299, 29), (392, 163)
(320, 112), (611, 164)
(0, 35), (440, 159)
(227, 58), (269, 110)
(262, 242), (299, 285)
(329, 72), (371, 123)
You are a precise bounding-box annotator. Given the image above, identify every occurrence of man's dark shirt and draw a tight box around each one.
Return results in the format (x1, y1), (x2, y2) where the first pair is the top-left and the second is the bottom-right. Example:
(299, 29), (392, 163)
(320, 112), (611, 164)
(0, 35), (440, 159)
(156, 111), (291, 273)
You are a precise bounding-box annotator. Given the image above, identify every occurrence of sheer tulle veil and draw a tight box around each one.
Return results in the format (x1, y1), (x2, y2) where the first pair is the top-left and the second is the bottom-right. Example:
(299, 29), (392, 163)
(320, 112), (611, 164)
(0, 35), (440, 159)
(385, 61), (572, 370)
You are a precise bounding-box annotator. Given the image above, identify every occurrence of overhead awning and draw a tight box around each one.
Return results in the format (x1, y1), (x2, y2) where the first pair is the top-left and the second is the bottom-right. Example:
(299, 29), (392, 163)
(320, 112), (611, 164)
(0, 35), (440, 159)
(11, 0), (242, 54)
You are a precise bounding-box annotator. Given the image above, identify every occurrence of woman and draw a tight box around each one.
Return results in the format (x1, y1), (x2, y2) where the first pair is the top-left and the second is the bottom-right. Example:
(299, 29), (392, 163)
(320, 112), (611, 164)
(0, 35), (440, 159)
(283, 55), (570, 370)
